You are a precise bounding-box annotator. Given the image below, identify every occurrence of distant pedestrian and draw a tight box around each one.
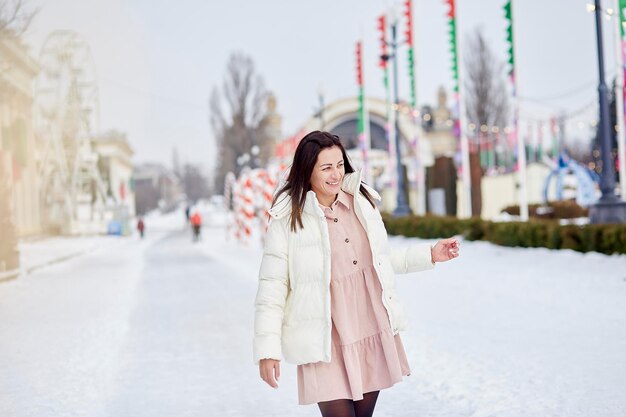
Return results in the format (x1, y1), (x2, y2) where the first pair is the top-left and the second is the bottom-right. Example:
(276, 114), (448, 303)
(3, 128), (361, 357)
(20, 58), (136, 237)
(137, 217), (145, 239)
(253, 131), (460, 416)
(185, 204), (191, 226)
(190, 211), (202, 242)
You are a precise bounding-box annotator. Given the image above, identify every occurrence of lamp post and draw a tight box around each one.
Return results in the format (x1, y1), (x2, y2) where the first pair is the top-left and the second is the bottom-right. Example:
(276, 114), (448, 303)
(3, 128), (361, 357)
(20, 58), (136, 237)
(251, 145), (260, 168)
(389, 11), (411, 216)
(589, 0), (626, 223)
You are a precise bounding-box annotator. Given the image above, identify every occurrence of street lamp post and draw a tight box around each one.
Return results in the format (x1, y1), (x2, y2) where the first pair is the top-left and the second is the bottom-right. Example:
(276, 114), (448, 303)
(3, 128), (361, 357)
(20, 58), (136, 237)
(251, 145), (260, 168)
(589, 0), (626, 223)
(390, 16), (411, 216)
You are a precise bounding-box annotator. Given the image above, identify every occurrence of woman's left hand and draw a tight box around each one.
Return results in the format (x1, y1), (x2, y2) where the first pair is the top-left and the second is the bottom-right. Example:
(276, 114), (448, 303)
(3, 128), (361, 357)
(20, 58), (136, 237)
(431, 237), (460, 263)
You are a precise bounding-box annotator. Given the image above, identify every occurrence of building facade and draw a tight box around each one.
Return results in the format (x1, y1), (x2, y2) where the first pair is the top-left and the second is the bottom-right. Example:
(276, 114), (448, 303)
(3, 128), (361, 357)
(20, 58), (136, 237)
(134, 163), (184, 215)
(276, 95), (435, 213)
(93, 131), (136, 233)
(271, 88), (555, 219)
(0, 37), (41, 237)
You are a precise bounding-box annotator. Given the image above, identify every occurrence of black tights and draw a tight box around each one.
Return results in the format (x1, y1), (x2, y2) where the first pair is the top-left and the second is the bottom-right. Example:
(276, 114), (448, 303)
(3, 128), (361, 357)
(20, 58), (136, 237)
(317, 391), (380, 417)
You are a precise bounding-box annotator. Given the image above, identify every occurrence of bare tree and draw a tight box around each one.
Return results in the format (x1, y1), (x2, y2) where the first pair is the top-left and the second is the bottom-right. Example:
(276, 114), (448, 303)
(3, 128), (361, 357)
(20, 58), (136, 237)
(210, 52), (273, 194)
(182, 163), (210, 202)
(463, 28), (510, 216)
(464, 28), (509, 130)
(0, 0), (37, 38)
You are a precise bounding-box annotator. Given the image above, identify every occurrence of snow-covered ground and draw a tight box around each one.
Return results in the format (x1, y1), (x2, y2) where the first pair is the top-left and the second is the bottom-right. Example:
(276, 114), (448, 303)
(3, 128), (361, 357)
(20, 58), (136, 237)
(16, 208), (185, 274)
(1, 207), (625, 417)
(203, 215), (626, 417)
(18, 235), (117, 273)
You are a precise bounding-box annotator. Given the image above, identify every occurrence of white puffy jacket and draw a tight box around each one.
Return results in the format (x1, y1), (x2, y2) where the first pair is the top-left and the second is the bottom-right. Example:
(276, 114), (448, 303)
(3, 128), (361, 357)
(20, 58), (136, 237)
(253, 171), (434, 365)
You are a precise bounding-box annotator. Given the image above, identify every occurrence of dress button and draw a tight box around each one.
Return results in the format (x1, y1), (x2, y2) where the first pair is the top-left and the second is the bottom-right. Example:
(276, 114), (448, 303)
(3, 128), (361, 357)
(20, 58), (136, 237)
(333, 218), (338, 223)
(353, 260), (358, 265)
(345, 238), (350, 243)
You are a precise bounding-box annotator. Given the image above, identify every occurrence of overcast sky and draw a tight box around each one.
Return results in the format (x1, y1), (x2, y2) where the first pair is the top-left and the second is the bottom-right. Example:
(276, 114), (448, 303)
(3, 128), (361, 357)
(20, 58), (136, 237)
(24, 0), (617, 173)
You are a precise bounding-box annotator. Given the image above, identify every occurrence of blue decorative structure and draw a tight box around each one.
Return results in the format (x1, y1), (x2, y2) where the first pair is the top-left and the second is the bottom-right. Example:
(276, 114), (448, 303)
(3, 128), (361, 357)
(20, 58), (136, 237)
(106, 221), (123, 236)
(543, 154), (600, 207)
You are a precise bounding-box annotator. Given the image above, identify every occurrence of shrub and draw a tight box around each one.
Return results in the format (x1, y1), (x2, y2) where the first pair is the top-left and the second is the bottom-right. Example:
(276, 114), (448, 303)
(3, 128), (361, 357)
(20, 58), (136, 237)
(382, 213), (626, 255)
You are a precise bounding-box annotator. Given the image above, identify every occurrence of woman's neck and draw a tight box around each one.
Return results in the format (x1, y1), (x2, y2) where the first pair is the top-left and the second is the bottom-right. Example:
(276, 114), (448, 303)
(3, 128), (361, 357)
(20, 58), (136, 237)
(317, 193), (338, 208)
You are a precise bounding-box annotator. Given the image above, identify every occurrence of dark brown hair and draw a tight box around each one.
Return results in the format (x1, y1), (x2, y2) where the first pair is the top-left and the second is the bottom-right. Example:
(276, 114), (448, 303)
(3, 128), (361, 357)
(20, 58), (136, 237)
(272, 131), (375, 231)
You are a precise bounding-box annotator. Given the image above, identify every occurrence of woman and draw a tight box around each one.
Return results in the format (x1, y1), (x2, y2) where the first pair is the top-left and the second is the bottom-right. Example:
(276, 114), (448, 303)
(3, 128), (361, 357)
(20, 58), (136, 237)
(254, 131), (459, 417)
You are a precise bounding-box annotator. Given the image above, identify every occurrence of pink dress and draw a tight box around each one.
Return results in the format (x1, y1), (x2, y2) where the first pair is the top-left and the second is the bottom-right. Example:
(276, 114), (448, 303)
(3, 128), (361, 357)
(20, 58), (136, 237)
(297, 190), (410, 405)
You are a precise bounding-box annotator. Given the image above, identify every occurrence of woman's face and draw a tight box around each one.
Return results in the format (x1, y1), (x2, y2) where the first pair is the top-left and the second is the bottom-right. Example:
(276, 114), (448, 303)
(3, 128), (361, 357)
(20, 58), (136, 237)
(310, 146), (345, 205)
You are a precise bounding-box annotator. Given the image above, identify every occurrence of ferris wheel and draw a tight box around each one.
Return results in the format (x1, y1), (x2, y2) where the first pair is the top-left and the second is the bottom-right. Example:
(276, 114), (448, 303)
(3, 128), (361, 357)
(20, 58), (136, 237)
(35, 30), (107, 233)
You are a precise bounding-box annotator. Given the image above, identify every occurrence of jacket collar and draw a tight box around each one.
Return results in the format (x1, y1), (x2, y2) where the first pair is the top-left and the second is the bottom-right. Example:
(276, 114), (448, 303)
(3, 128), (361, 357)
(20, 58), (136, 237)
(267, 171), (381, 220)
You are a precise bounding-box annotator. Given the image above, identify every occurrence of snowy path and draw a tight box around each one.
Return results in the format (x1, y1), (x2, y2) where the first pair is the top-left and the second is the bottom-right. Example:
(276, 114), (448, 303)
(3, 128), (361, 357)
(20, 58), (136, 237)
(1, 219), (625, 417)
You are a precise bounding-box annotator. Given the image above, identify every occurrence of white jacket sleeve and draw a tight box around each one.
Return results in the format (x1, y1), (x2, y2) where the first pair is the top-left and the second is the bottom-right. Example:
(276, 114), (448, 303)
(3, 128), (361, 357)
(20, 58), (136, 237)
(253, 218), (289, 364)
(389, 243), (435, 274)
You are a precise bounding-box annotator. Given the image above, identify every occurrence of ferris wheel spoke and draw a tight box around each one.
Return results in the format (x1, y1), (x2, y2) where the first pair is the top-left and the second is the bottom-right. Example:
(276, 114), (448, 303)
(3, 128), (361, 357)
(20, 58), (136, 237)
(35, 30), (106, 234)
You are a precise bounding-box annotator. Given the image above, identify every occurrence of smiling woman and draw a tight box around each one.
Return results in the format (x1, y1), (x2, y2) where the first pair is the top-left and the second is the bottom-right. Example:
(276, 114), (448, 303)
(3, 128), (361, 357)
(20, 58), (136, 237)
(253, 130), (460, 417)
(309, 147), (345, 207)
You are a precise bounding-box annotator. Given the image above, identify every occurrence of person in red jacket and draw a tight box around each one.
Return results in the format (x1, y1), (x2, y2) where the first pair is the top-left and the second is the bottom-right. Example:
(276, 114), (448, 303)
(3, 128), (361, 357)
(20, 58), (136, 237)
(137, 217), (145, 239)
(190, 211), (202, 241)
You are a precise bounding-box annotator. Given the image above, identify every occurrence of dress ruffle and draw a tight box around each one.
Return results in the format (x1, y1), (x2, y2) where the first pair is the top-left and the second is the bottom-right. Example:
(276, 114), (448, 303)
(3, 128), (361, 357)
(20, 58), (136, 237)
(297, 265), (410, 405)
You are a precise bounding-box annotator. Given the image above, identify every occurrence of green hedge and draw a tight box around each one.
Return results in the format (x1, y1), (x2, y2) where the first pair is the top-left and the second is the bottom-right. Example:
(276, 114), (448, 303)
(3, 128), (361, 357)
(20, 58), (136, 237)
(381, 213), (626, 255)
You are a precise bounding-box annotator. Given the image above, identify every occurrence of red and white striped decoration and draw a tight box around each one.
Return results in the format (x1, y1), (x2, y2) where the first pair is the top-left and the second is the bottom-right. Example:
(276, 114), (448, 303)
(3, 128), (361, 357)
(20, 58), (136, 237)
(227, 164), (287, 244)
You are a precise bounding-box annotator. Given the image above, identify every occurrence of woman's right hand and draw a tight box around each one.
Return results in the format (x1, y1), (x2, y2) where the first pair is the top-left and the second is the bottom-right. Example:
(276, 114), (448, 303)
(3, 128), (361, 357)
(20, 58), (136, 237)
(259, 358), (281, 388)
